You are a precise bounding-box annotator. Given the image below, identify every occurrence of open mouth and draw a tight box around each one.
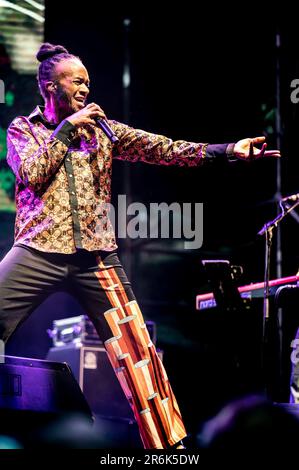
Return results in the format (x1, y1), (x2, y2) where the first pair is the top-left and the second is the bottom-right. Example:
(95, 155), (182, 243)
(74, 97), (85, 106)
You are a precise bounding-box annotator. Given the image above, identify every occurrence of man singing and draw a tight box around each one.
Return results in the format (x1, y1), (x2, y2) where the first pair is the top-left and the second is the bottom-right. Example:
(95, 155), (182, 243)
(0, 43), (280, 449)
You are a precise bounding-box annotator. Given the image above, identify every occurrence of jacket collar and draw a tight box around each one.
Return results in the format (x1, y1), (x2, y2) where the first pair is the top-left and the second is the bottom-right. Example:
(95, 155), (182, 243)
(28, 106), (57, 127)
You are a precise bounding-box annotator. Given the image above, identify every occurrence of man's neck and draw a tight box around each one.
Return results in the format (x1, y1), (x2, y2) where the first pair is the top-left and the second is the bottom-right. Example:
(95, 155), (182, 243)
(44, 101), (68, 125)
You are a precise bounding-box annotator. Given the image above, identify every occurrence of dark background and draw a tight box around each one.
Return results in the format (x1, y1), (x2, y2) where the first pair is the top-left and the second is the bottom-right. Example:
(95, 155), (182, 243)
(2, 4), (299, 442)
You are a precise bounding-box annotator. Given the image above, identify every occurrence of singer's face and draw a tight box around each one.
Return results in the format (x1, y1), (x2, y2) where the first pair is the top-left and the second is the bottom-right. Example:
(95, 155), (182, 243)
(52, 59), (90, 114)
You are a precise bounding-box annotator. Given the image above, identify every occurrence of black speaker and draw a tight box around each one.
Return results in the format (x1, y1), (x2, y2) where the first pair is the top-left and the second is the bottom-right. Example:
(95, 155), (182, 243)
(46, 343), (134, 420)
(46, 343), (144, 447)
(0, 355), (93, 444)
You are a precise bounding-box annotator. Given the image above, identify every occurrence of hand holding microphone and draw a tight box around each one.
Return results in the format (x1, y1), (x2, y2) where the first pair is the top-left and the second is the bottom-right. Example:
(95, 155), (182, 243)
(67, 102), (119, 143)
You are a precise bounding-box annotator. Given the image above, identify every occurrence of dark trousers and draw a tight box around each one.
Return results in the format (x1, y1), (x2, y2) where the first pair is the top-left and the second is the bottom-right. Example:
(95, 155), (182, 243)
(0, 244), (186, 448)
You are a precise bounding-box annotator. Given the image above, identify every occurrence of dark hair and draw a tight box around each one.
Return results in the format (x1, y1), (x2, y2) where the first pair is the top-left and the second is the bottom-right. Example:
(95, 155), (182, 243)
(36, 43), (82, 99)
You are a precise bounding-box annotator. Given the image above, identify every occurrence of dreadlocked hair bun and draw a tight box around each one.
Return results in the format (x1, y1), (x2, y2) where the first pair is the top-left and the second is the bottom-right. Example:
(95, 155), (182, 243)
(36, 43), (69, 62)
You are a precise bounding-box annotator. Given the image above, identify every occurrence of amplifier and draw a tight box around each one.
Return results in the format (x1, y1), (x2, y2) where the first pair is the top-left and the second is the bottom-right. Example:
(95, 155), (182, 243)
(0, 355), (93, 444)
(46, 343), (134, 420)
(46, 341), (163, 447)
(46, 343), (163, 420)
(47, 315), (100, 347)
(48, 315), (158, 348)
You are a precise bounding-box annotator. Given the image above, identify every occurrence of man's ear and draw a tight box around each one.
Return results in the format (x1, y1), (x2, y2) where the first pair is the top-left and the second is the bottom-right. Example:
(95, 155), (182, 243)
(45, 81), (57, 95)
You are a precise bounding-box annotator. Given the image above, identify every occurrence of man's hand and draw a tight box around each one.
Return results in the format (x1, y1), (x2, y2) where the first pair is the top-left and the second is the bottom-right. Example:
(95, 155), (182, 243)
(233, 136), (281, 160)
(67, 103), (106, 127)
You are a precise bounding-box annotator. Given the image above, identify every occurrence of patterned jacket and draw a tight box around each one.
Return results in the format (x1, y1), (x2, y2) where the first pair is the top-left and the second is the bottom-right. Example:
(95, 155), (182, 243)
(7, 106), (230, 254)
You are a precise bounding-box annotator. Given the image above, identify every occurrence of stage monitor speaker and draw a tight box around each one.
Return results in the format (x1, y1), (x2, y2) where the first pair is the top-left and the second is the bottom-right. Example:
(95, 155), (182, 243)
(46, 343), (135, 421)
(0, 355), (93, 443)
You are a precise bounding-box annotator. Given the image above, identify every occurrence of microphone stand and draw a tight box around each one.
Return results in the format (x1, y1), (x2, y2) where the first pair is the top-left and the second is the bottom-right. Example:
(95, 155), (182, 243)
(258, 198), (299, 396)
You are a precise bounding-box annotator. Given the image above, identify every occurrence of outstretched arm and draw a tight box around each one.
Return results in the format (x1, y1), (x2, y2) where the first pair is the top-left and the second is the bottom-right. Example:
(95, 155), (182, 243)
(111, 121), (280, 166)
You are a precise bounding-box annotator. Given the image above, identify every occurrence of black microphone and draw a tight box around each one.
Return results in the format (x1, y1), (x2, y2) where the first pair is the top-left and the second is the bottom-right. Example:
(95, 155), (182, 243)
(281, 193), (299, 202)
(94, 117), (119, 143)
